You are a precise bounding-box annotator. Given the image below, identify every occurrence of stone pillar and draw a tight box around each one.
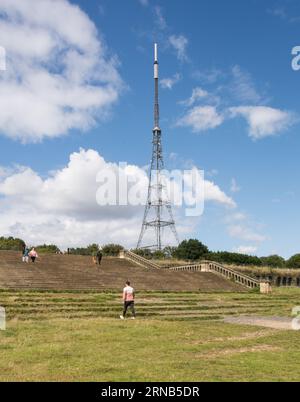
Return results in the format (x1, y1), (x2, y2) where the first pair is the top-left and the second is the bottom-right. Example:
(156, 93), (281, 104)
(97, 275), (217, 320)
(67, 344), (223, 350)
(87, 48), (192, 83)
(260, 280), (272, 294)
(291, 277), (297, 287)
(200, 262), (210, 272)
(119, 250), (125, 259)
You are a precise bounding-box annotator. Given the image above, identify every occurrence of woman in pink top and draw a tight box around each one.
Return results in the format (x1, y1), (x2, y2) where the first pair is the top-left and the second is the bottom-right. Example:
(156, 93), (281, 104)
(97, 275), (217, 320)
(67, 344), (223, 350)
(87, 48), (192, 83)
(120, 280), (136, 320)
(29, 248), (38, 263)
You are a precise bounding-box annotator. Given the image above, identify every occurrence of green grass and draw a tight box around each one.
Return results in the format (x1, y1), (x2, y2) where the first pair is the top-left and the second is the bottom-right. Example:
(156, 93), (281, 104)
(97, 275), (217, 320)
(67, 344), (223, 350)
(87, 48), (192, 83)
(0, 287), (300, 381)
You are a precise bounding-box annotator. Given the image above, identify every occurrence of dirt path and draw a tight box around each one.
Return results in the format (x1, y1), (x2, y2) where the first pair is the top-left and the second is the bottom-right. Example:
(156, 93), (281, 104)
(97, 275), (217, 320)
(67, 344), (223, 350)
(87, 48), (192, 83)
(224, 315), (299, 330)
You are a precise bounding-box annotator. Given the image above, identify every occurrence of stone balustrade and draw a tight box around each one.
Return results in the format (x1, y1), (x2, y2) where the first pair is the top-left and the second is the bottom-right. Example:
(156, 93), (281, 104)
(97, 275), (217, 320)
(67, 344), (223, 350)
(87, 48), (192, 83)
(120, 250), (161, 270)
(120, 252), (272, 293)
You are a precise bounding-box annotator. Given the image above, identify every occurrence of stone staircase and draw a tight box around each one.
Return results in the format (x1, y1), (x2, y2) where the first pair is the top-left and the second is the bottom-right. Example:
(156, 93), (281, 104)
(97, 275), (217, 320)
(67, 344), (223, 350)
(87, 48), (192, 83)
(122, 251), (270, 293)
(0, 251), (244, 292)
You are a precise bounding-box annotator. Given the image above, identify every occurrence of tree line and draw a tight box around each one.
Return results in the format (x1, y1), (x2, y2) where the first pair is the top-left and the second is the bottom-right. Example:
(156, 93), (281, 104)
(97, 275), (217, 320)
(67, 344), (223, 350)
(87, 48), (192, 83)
(0, 238), (123, 257)
(1, 236), (300, 269)
(132, 239), (300, 269)
(68, 244), (123, 257)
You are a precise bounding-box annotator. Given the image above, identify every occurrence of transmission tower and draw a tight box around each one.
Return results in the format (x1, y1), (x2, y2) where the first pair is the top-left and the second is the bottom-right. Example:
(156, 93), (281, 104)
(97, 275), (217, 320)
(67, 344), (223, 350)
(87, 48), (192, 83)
(137, 44), (179, 251)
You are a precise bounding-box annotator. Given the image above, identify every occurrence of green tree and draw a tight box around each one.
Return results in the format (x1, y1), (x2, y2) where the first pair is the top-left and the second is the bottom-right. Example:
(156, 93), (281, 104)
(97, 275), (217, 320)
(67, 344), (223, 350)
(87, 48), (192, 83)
(0, 236), (25, 251)
(68, 244), (99, 256)
(152, 250), (165, 260)
(286, 254), (300, 269)
(130, 248), (152, 259)
(35, 244), (61, 254)
(260, 255), (286, 268)
(102, 244), (124, 256)
(163, 246), (177, 258)
(174, 239), (209, 261)
(87, 244), (101, 255)
(206, 251), (262, 266)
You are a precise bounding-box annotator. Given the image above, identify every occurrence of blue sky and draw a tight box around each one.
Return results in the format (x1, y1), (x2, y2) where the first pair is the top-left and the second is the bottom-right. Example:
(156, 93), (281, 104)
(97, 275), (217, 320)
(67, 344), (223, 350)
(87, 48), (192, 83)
(0, 0), (299, 257)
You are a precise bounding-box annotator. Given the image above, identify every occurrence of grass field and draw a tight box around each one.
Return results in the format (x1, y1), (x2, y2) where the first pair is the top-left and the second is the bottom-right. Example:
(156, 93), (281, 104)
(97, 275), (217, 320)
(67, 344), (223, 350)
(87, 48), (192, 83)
(0, 288), (300, 381)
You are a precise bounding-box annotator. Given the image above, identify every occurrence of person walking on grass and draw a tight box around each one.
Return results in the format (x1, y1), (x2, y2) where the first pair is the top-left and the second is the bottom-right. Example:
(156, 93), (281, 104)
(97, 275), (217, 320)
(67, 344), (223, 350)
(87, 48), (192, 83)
(120, 281), (136, 320)
(22, 247), (30, 263)
(29, 248), (38, 263)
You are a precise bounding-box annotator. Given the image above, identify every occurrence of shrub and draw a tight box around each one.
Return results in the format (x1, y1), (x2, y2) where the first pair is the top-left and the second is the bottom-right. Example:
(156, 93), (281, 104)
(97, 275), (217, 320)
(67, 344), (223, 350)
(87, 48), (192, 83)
(152, 250), (166, 260)
(35, 244), (61, 254)
(174, 239), (209, 261)
(206, 251), (262, 266)
(162, 246), (177, 258)
(68, 244), (99, 256)
(102, 244), (124, 256)
(130, 248), (152, 259)
(260, 255), (286, 268)
(0, 236), (25, 251)
(286, 254), (300, 269)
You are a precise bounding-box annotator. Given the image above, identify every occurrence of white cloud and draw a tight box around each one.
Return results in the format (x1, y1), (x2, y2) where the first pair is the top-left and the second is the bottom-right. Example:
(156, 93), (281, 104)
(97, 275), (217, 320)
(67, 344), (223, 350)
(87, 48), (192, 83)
(0, 149), (234, 249)
(182, 65), (297, 140)
(230, 212), (247, 221)
(177, 102), (296, 140)
(204, 180), (236, 208)
(228, 224), (266, 243)
(230, 178), (241, 193)
(0, 167), (10, 178)
(160, 73), (181, 90)
(224, 211), (266, 251)
(154, 6), (167, 30)
(168, 152), (178, 161)
(230, 65), (262, 104)
(179, 87), (209, 106)
(268, 7), (287, 19)
(177, 106), (224, 132)
(234, 245), (258, 255)
(139, 0), (149, 6)
(0, 149), (147, 249)
(169, 34), (189, 62)
(206, 169), (219, 178)
(229, 106), (295, 139)
(192, 68), (223, 84)
(0, 0), (123, 143)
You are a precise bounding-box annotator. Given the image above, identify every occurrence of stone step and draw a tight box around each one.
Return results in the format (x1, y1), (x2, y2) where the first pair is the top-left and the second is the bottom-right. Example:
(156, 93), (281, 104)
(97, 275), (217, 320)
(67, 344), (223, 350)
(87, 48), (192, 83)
(0, 251), (245, 292)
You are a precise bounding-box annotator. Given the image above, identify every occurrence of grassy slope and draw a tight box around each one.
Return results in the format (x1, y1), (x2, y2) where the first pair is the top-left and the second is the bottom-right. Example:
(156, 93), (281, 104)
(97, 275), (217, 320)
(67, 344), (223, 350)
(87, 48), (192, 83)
(0, 288), (300, 381)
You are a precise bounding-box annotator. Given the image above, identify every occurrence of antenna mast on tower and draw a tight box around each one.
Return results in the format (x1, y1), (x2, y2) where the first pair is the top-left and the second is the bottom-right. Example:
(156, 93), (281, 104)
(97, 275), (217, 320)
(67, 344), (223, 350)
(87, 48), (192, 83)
(137, 44), (179, 251)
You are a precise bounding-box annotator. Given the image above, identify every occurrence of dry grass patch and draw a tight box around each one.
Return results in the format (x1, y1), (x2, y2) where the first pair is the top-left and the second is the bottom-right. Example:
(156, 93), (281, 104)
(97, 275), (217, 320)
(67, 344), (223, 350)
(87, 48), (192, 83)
(197, 345), (282, 359)
(190, 329), (279, 345)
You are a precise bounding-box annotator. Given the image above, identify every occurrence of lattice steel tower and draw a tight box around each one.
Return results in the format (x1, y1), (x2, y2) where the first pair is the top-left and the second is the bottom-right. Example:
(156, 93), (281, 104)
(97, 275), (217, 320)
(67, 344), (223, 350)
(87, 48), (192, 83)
(137, 44), (179, 251)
